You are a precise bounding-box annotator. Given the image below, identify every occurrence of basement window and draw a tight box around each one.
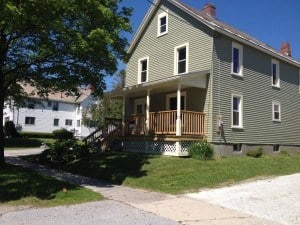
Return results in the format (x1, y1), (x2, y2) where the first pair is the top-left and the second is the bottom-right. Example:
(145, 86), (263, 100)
(233, 144), (242, 152)
(273, 145), (280, 152)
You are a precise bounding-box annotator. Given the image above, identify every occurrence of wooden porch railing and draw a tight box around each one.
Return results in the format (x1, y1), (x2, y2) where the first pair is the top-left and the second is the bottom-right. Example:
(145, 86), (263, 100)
(125, 110), (205, 136)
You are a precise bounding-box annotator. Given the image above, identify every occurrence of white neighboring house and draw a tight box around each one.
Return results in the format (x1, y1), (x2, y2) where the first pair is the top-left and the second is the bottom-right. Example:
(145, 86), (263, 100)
(3, 84), (97, 138)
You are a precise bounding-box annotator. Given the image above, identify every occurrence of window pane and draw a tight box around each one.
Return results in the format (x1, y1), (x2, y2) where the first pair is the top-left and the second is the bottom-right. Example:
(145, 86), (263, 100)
(178, 61), (186, 74)
(160, 16), (166, 26)
(274, 112), (279, 120)
(274, 104), (279, 111)
(272, 63), (277, 85)
(233, 111), (239, 126)
(178, 47), (186, 60)
(233, 97), (238, 110)
(233, 48), (239, 73)
(141, 71), (147, 82)
(141, 60), (147, 71)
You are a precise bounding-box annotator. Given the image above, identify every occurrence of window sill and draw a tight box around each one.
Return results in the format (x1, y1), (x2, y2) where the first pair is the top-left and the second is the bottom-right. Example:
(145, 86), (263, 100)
(271, 85), (281, 90)
(231, 73), (243, 78)
(231, 126), (244, 130)
(272, 119), (281, 123)
(157, 32), (168, 38)
(175, 72), (188, 76)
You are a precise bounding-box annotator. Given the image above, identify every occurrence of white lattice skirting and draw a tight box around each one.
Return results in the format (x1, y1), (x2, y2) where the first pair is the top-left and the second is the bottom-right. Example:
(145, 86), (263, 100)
(123, 140), (192, 156)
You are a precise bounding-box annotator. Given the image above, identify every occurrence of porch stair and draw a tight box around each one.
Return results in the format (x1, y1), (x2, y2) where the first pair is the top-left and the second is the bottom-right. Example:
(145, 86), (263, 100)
(83, 118), (122, 151)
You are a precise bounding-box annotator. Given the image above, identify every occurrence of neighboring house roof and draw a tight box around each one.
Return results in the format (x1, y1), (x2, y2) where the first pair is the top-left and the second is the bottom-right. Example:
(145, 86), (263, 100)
(128, 0), (300, 67)
(22, 83), (93, 104)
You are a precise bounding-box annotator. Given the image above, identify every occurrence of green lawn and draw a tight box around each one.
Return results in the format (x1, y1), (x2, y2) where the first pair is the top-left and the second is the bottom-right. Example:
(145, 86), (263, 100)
(27, 151), (300, 194)
(0, 163), (103, 207)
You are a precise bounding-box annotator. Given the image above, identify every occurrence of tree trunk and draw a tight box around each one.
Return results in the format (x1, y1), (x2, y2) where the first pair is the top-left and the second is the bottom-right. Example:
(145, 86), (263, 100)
(0, 85), (5, 165)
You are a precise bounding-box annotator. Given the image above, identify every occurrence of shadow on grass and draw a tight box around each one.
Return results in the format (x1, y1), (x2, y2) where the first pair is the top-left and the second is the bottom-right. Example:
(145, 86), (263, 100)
(0, 163), (77, 203)
(54, 152), (152, 185)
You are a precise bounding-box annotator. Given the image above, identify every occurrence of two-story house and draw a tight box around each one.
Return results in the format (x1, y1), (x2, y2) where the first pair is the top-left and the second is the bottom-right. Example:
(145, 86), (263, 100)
(3, 84), (97, 138)
(121, 0), (300, 156)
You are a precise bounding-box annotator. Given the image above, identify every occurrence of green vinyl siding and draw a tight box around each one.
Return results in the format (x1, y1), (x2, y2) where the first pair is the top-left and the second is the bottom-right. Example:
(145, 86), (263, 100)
(212, 35), (300, 145)
(126, 0), (213, 87)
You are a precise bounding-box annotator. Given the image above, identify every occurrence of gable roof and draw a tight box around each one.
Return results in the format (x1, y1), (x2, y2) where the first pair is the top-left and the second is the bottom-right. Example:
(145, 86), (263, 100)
(128, 0), (300, 68)
(22, 83), (93, 104)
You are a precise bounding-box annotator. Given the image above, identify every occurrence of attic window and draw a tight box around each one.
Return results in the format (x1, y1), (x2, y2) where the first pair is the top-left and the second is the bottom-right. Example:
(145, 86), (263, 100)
(231, 42), (243, 76)
(157, 12), (168, 36)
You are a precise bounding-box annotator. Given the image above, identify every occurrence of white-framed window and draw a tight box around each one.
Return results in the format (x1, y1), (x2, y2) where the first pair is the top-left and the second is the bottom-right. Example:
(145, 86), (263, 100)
(271, 59), (280, 87)
(272, 101), (281, 122)
(25, 117), (35, 125)
(157, 11), (168, 36)
(174, 43), (189, 75)
(138, 56), (149, 83)
(231, 94), (243, 128)
(166, 92), (186, 110)
(65, 119), (72, 126)
(231, 42), (243, 76)
(76, 120), (81, 127)
(53, 118), (59, 126)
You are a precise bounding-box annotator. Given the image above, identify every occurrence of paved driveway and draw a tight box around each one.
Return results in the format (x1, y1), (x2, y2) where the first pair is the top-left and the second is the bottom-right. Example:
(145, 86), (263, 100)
(187, 173), (300, 225)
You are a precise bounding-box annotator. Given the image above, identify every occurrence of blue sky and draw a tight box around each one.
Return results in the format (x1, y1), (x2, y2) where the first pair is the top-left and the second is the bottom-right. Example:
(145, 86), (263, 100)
(107, 0), (300, 89)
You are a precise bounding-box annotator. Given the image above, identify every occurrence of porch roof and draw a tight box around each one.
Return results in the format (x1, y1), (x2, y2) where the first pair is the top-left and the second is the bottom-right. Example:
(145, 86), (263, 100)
(121, 70), (210, 98)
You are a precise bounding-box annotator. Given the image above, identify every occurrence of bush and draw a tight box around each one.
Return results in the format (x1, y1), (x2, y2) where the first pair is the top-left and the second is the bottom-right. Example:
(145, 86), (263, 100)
(188, 141), (214, 160)
(4, 137), (42, 148)
(52, 129), (73, 140)
(20, 132), (54, 139)
(39, 139), (89, 165)
(4, 121), (21, 138)
(246, 147), (263, 158)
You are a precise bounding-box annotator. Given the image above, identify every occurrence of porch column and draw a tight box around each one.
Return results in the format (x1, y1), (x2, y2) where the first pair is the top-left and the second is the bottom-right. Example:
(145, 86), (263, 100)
(145, 89), (151, 135)
(176, 83), (181, 136)
(122, 95), (126, 136)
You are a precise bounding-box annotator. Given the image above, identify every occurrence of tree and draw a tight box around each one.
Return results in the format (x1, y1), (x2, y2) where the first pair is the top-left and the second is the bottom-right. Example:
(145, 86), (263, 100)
(82, 69), (125, 128)
(0, 1), (132, 164)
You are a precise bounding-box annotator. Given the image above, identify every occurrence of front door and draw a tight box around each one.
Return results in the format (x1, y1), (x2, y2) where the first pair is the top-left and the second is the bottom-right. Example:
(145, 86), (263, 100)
(134, 98), (146, 114)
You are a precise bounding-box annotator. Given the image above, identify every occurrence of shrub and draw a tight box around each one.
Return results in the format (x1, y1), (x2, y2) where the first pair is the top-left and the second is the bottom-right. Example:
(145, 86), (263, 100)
(4, 137), (42, 148)
(4, 121), (21, 138)
(246, 147), (263, 158)
(188, 140), (214, 160)
(20, 132), (54, 139)
(39, 139), (89, 165)
(52, 129), (73, 140)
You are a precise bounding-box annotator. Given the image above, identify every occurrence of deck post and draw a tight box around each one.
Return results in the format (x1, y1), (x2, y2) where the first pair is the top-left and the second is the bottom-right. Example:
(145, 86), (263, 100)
(146, 89), (150, 135)
(176, 83), (181, 136)
(122, 95), (126, 136)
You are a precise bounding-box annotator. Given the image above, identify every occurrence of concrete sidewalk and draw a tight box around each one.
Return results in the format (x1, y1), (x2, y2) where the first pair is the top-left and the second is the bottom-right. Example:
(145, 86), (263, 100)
(5, 155), (279, 225)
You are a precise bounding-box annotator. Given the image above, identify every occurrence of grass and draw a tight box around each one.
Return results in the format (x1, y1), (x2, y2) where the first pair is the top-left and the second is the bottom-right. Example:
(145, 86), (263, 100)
(0, 163), (103, 207)
(26, 151), (300, 194)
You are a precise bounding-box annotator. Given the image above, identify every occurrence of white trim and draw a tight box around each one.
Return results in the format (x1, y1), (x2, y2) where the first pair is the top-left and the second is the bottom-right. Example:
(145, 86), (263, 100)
(231, 94), (243, 129)
(231, 42), (243, 76)
(174, 43), (189, 75)
(166, 91), (186, 110)
(298, 70), (300, 94)
(272, 101), (281, 122)
(157, 11), (168, 37)
(271, 59), (280, 88)
(137, 56), (149, 84)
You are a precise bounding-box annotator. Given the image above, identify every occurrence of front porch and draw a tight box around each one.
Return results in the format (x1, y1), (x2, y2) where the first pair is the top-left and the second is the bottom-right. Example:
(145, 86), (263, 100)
(119, 71), (209, 156)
